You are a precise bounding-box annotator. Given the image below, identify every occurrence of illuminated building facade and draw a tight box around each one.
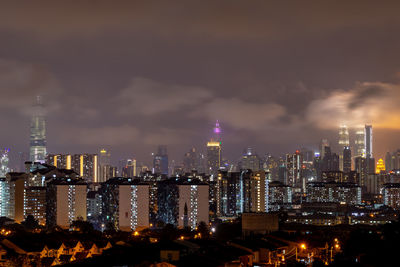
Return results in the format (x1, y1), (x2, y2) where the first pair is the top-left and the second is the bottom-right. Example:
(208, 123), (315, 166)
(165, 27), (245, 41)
(99, 149), (113, 182)
(0, 178), (9, 217)
(121, 159), (137, 178)
(46, 154), (98, 183)
(268, 181), (292, 211)
(365, 125), (373, 159)
(46, 178), (87, 228)
(29, 96), (47, 163)
(376, 158), (385, 174)
(383, 183), (400, 210)
(25, 186), (46, 225)
(207, 121), (222, 176)
(285, 151), (302, 188)
(306, 182), (361, 205)
(207, 141), (221, 176)
(0, 149), (10, 177)
(101, 177), (149, 231)
(355, 127), (365, 158)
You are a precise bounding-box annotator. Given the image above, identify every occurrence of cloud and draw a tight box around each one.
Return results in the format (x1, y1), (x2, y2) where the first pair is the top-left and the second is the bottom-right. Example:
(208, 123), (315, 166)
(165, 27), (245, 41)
(59, 125), (140, 146)
(0, 59), (62, 115)
(306, 82), (400, 129)
(1, 1), (399, 41)
(117, 77), (212, 116)
(194, 98), (286, 131)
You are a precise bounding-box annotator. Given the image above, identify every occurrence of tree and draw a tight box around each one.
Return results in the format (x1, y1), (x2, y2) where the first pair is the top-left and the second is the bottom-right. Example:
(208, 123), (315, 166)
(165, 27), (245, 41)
(197, 221), (210, 239)
(70, 219), (94, 233)
(21, 215), (39, 230)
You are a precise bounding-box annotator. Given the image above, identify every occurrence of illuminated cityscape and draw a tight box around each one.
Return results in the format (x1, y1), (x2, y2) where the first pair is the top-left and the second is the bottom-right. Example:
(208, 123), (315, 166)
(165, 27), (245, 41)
(0, 2), (400, 266)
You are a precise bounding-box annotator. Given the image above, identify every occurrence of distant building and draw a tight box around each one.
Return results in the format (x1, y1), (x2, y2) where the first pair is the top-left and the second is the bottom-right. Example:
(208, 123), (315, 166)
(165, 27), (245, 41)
(383, 183), (400, 209)
(153, 145), (168, 175)
(339, 125), (350, 171)
(46, 154), (98, 183)
(365, 125), (373, 159)
(99, 149), (113, 182)
(183, 148), (197, 173)
(206, 141), (221, 177)
(285, 151), (302, 188)
(101, 177), (149, 231)
(376, 158), (385, 174)
(355, 127), (365, 158)
(121, 159), (137, 178)
(306, 182), (361, 205)
(343, 146), (352, 173)
(355, 156), (375, 189)
(239, 148), (261, 171)
(268, 181), (292, 211)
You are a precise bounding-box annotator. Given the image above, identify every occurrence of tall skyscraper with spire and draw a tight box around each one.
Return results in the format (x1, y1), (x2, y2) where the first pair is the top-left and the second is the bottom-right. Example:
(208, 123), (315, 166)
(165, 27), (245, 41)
(207, 120), (222, 176)
(29, 96), (47, 163)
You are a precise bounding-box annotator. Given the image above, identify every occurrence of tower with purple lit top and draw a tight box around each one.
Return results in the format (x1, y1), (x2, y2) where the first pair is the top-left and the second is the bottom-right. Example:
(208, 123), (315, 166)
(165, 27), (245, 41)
(207, 120), (222, 176)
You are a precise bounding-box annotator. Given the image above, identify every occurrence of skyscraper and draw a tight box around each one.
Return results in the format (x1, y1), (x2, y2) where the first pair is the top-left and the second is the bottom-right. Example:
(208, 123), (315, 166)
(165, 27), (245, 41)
(338, 125), (350, 147)
(364, 124), (373, 158)
(338, 125), (350, 171)
(29, 96), (47, 163)
(320, 139), (329, 160)
(343, 146), (352, 173)
(207, 141), (221, 176)
(355, 127), (365, 158)
(285, 150), (302, 188)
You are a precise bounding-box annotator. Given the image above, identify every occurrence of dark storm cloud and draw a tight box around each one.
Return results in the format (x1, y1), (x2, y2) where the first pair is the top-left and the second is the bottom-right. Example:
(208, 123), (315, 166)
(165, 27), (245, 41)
(1, 0), (400, 164)
(347, 84), (387, 110)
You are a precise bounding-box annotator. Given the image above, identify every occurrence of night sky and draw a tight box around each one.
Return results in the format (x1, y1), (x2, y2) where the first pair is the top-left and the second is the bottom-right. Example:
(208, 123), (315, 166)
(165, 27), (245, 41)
(1, 1), (400, 166)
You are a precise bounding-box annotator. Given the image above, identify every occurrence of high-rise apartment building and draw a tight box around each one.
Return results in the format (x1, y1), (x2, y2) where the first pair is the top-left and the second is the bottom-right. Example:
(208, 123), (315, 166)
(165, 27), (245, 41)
(157, 178), (209, 229)
(46, 178), (87, 228)
(101, 177), (149, 231)
(29, 96), (47, 163)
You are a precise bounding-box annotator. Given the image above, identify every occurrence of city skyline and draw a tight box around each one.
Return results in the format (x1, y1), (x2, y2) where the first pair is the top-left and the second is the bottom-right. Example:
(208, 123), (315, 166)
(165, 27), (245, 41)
(1, 1), (400, 165)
